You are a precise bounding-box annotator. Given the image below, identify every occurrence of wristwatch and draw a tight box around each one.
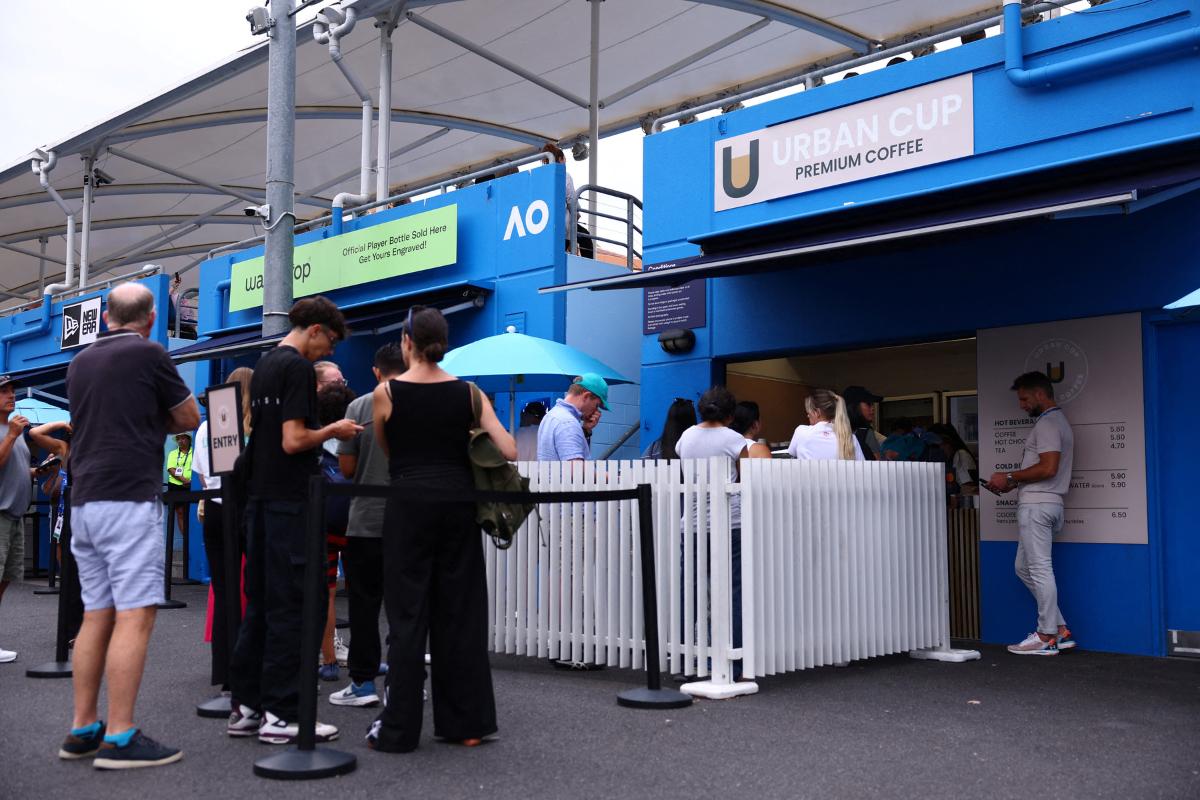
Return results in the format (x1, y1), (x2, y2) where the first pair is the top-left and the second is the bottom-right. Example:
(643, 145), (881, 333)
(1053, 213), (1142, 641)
(1006, 472), (1016, 488)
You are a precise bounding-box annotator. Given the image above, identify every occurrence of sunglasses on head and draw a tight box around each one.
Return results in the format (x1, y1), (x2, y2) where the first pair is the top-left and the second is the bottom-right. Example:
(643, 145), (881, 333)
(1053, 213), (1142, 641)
(403, 306), (414, 338)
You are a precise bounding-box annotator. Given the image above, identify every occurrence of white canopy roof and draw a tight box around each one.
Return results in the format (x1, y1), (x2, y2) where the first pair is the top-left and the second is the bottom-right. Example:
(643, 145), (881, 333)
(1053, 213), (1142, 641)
(0, 0), (1009, 308)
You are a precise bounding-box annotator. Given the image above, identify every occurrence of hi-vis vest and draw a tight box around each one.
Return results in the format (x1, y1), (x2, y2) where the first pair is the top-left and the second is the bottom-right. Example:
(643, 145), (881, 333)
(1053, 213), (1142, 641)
(167, 448), (193, 486)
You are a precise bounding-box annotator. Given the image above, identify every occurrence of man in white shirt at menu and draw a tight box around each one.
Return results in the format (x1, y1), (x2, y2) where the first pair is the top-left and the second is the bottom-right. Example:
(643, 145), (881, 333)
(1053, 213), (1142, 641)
(987, 371), (1076, 656)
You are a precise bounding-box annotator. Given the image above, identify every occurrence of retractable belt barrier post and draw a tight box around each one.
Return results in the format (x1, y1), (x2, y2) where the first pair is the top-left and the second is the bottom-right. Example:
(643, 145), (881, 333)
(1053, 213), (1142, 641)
(159, 489), (213, 610)
(162, 487), (234, 717)
(254, 477), (356, 780)
(254, 475), (691, 782)
(33, 506), (60, 595)
(27, 489), (76, 679)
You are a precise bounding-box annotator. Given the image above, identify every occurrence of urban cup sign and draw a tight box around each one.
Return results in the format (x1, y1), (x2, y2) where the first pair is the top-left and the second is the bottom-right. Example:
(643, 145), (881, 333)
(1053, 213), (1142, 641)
(714, 74), (974, 211)
(229, 204), (459, 312)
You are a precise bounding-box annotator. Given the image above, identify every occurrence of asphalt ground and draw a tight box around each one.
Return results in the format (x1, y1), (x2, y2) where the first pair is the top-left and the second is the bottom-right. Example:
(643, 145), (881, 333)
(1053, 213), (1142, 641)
(1, 578), (1198, 799)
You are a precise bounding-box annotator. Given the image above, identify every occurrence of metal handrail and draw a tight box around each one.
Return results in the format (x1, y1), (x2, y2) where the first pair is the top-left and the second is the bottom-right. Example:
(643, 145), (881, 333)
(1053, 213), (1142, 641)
(570, 184), (643, 270)
(651, 0), (1075, 133)
(5, 264), (162, 315)
(208, 152), (554, 261)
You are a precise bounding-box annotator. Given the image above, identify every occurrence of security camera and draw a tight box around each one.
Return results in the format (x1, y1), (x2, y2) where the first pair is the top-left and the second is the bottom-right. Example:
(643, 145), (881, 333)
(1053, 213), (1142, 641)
(246, 6), (273, 35)
(244, 204), (271, 219)
(316, 6), (346, 26)
(91, 168), (116, 186)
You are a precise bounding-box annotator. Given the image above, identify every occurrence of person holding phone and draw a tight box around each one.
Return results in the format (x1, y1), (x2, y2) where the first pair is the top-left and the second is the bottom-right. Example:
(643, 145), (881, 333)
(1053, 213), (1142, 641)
(0, 374), (72, 666)
(986, 371), (1076, 656)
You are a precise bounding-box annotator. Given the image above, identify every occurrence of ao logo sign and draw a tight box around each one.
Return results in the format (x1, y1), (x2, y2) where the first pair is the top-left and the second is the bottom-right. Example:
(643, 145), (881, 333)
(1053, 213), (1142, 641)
(503, 200), (550, 240)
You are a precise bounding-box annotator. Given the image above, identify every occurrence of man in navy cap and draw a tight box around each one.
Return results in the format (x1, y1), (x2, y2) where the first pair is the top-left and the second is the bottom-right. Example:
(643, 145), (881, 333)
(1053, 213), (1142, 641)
(536, 373), (608, 462)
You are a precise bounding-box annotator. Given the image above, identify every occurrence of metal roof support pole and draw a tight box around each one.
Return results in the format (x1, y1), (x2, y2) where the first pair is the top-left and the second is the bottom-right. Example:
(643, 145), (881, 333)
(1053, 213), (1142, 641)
(79, 155), (94, 289)
(263, 0), (298, 337)
(587, 0), (602, 237)
(37, 237), (47, 296)
(375, 21), (395, 203)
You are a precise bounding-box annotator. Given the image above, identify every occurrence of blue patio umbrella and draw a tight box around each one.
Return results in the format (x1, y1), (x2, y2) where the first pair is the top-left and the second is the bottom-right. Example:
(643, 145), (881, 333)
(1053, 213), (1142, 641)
(440, 327), (634, 430)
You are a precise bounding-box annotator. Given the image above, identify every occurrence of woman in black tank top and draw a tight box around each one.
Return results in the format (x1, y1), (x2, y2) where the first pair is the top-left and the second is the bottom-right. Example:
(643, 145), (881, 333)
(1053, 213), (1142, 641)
(367, 306), (516, 753)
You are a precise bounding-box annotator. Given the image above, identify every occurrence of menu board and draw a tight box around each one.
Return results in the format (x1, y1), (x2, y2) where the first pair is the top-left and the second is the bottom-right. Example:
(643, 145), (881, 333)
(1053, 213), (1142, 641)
(977, 313), (1147, 544)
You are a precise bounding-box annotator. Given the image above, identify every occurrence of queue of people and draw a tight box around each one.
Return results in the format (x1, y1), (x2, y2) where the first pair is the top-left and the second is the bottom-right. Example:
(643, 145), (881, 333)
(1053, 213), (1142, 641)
(29, 279), (1072, 774)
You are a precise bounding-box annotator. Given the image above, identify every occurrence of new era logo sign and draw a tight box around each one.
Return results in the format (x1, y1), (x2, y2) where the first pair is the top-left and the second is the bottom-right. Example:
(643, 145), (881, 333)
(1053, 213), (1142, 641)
(61, 297), (102, 350)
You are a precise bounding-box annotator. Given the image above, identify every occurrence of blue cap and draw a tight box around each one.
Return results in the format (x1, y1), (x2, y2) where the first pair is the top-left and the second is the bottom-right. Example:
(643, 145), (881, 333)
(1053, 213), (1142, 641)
(574, 373), (610, 410)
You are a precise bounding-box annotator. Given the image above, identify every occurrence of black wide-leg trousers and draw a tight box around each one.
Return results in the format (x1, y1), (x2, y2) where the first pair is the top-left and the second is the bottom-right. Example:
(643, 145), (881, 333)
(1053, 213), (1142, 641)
(373, 472), (496, 752)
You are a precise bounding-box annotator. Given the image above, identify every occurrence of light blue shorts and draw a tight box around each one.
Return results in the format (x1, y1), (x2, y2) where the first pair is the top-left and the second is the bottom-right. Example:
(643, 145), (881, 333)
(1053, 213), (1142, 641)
(71, 501), (165, 612)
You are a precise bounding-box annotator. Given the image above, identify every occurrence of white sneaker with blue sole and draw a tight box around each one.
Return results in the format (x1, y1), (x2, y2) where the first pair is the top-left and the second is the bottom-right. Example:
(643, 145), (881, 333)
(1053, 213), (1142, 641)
(329, 680), (380, 707)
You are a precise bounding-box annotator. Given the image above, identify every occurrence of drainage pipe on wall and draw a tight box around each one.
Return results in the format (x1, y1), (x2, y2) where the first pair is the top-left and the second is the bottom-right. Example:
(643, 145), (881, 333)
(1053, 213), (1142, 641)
(314, 4), (374, 234)
(32, 151), (76, 296)
(1003, 0), (1200, 88)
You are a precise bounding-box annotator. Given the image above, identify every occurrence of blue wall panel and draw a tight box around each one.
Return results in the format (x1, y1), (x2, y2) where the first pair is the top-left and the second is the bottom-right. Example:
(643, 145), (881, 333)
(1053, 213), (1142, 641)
(637, 1), (1200, 656)
(981, 542), (1156, 655)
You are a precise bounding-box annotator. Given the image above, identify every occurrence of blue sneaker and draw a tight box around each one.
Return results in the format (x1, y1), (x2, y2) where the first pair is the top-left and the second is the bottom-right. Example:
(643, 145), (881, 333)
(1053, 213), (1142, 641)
(319, 662), (340, 682)
(59, 721), (106, 759)
(92, 730), (182, 770)
(329, 680), (380, 707)
(1057, 629), (1076, 651)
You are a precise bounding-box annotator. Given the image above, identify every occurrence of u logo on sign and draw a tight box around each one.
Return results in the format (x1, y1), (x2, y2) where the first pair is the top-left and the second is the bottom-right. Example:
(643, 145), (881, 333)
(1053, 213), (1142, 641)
(503, 200), (550, 240)
(721, 139), (760, 199)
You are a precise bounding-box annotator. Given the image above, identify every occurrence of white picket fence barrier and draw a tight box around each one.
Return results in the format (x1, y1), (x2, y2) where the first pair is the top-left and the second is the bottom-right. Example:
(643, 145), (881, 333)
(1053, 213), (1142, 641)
(483, 458), (978, 699)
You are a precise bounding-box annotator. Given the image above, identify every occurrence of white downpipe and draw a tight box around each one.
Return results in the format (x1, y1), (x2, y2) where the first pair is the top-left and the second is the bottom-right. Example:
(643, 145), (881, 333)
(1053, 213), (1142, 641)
(315, 5), (373, 229)
(375, 23), (393, 203)
(32, 151), (76, 295)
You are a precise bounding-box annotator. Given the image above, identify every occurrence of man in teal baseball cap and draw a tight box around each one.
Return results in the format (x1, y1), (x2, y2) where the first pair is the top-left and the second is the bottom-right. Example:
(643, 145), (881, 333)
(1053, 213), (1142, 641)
(536, 373), (609, 461)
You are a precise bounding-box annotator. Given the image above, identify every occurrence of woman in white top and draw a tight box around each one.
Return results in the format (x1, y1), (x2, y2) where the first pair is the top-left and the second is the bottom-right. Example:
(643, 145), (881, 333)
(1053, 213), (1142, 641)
(675, 387), (768, 681)
(788, 388), (866, 461)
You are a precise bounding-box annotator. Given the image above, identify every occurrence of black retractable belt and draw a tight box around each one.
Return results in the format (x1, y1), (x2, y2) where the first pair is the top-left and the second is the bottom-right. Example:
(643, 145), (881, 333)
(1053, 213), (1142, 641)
(27, 490), (76, 679)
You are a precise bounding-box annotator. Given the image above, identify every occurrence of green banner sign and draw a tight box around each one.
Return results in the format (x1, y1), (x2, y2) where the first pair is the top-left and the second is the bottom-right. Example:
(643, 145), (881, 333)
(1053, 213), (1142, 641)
(229, 204), (458, 312)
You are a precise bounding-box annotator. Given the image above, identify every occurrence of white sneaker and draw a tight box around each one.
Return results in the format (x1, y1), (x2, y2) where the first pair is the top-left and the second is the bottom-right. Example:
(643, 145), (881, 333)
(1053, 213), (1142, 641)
(226, 704), (262, 737)
(1007, 632), (1058, 656)
(257, 711), (339, 745)
(334, 634), (349, 667)
(0, 648), (16, 663)
(329, 680), (380, 707)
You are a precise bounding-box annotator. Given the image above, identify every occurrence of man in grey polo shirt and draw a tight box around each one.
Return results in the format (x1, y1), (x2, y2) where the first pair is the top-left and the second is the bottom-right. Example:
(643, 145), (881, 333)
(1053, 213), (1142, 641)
(536, 373), (608, 462)
(987, 370), (1076, 656)
(0, 375), (70, 664)
(329, 342), (406, 708)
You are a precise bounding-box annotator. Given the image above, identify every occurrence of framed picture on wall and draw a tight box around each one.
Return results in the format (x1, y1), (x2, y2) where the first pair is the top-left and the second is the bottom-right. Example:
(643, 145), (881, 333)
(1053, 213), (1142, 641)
(876, 392), (940, 435)
(942, 390), (979, 454)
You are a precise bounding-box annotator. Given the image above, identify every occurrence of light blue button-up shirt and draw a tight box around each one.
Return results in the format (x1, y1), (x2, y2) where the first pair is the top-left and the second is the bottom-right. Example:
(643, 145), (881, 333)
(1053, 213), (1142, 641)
(536, 398), (589, 461)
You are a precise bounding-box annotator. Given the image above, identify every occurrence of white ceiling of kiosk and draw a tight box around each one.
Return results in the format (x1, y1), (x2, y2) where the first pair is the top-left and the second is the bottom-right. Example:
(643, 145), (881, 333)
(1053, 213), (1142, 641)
(0, 0), (1002, 306)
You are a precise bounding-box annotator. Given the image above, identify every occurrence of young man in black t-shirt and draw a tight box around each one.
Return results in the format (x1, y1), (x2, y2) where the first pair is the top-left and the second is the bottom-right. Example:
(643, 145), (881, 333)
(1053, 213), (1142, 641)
(227, 297), (361, 745)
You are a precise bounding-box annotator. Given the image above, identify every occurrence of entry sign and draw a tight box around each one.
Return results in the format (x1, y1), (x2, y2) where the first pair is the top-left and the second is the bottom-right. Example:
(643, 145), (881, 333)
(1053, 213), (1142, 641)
(205, 381), (245, 476)
(229, 204), (458, 312)
(61, 296), (102, 350)
(714, 74), (974, 211)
